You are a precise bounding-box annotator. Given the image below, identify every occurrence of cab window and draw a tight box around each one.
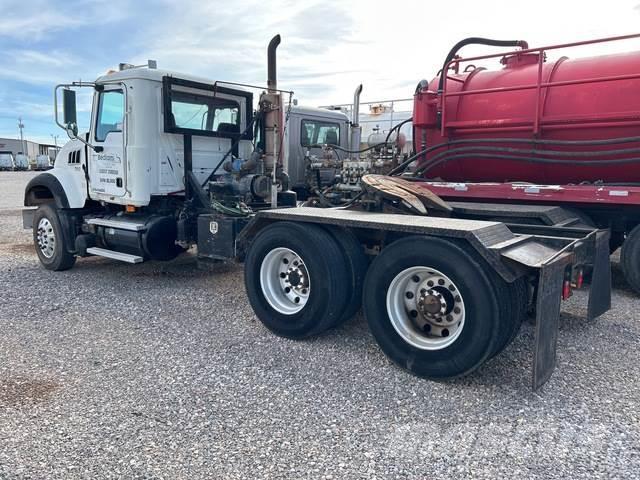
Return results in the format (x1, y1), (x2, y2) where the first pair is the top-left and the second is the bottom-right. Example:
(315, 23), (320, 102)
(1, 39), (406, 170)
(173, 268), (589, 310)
(95, 90), (124, 142)
(170, 93), (240, 134)
(300, 119), (340, 146)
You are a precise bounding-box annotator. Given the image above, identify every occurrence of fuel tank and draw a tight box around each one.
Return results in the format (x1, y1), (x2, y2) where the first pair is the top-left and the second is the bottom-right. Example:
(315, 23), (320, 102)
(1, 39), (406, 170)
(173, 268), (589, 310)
(414, 48), (640, 184)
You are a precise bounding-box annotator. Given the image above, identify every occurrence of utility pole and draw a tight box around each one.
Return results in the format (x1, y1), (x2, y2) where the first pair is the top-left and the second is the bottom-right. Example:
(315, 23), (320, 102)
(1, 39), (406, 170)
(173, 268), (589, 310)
(17, 117), (26, 156)
(51, 134), (59, 151)
(51, 134), (59, 162)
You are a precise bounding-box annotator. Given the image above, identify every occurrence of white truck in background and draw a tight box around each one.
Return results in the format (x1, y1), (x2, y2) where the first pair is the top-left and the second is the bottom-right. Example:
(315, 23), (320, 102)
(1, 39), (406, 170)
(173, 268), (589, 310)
(33, 154), (52, 170)
(14, 153), (29, 170)
(0, 152), (13, 170)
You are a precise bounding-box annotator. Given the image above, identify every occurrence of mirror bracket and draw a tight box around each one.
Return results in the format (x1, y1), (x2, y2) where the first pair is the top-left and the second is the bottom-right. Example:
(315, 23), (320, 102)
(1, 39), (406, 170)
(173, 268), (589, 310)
(54, 82), (101, 152)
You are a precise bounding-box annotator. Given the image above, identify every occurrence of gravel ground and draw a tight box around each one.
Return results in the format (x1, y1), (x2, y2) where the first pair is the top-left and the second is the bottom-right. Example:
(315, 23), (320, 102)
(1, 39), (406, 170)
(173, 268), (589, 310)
(0, 171), (639, 479)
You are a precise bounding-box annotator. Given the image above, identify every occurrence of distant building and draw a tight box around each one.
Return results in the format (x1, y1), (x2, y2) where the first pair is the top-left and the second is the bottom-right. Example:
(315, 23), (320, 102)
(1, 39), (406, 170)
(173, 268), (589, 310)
(0, 138), (59, 161)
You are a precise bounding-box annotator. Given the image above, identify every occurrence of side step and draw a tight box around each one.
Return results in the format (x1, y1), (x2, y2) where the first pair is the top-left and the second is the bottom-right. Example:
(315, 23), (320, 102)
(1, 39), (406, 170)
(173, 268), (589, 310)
(86, 218), (146, 231)
(86, 247), (143, 264)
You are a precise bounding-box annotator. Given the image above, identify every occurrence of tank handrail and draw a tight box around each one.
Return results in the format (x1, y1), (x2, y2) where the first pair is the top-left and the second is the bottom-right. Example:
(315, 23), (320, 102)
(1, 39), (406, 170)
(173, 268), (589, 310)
(442, 33), (640, 71)
(439, 33), (640, 136)
(319, 98), (413, 109)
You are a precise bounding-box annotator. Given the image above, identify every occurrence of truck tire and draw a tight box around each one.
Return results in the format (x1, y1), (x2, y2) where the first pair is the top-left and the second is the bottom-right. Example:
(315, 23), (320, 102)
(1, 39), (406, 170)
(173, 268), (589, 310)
(32, 204), (76, 271)
(363, 236), (502, 380)
(244, 221), (351, 339)
(490, 276), (527, 358)
(621, 224), (640, 293)
(325, 226), (368, 327)
(449, 239), (527, 358)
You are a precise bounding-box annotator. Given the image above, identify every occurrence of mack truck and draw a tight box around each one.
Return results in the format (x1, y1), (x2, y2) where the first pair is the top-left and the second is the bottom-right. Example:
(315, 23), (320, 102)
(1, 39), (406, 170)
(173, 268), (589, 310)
(23, 35), (611, 389)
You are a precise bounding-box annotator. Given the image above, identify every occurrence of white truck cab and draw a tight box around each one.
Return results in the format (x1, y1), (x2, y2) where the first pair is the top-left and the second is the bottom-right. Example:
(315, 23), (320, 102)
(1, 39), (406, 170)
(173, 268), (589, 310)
(24, 44), (349, 270)
(42, 66), (255, 208)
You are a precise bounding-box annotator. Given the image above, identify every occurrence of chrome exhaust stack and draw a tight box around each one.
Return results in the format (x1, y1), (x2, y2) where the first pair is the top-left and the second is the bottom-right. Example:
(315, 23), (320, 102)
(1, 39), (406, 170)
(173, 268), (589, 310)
(262, 34), (283, 207)
(350, 84), (363, 160)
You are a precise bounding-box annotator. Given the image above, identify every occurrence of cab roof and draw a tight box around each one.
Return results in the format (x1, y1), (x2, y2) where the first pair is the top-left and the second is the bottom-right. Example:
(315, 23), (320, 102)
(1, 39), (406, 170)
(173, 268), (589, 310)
(290, 105), (350, 122)
(95, 67), (248, 89)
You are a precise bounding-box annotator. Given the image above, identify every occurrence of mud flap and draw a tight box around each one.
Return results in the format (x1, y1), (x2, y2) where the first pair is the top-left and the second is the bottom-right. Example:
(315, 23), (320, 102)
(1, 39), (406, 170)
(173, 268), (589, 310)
(587, 230), (612, 321)
(532, 252), (573, 391)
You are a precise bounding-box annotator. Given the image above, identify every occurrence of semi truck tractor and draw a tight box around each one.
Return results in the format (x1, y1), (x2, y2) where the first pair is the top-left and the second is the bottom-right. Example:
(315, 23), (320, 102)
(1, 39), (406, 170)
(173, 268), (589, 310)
(23, 35), (611, 389)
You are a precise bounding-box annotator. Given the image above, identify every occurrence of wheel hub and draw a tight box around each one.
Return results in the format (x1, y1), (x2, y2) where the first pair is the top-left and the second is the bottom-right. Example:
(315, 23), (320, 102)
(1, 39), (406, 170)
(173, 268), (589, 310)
(387, 266), (466, 350)
(36, 217), (56, 259)
(260, 247), (311, 315)
(286, 269), (303, 287)
(419, 289), (447, 316)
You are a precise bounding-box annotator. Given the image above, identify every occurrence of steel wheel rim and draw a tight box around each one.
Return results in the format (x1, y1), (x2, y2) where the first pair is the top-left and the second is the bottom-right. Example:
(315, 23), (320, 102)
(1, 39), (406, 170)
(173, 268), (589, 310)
(36, 217), (56, 259)
(260, 247), (310, 315)
(386, 266), (466, 350)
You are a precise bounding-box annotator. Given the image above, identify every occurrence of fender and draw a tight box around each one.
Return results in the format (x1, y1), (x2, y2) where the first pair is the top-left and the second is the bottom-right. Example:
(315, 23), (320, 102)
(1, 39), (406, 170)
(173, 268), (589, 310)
(24, 169), (87, 209)
(24, 173), (69, 208)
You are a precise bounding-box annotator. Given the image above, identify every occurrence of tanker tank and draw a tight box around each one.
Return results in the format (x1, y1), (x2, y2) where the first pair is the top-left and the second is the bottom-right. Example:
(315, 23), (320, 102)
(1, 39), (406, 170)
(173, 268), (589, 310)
(413, 42), (640, 184)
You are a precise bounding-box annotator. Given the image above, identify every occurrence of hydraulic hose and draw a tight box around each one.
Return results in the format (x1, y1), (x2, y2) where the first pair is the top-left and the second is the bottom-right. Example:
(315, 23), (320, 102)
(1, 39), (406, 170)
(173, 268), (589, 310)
(388, 135), (640, 176)
(414, 144), (640, 176)
(437, 37), (529, 93)
(385, 117), (413, 146)
(421, 153), (640, 177)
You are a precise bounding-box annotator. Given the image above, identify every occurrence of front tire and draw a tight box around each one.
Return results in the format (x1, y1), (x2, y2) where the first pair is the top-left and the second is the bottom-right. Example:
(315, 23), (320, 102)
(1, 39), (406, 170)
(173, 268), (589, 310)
(363, 236), (502, 379)
(32, 204), (76, 271)
(244, 222), (351, 339)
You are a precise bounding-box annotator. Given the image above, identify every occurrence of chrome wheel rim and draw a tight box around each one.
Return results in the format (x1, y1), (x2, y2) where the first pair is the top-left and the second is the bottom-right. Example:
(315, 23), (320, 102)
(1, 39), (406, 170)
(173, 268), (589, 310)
(260, 247), (310, 315)
(36, 217), (56, 259)
(386, 266), (465, 350)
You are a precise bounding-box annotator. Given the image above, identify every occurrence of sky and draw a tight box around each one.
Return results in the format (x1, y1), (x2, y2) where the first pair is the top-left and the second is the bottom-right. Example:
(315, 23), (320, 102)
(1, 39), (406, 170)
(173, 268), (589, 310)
(2, 0), (640, 145)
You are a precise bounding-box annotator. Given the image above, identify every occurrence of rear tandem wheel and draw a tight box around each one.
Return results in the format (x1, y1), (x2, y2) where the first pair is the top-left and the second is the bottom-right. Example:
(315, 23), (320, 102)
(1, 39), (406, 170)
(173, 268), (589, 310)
(244, 221), (352, 339)
(362, 235), (522, 379)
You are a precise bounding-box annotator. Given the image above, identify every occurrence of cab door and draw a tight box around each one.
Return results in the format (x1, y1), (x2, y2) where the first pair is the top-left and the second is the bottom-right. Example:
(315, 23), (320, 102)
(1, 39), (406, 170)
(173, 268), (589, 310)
(89, 87), (126, 197)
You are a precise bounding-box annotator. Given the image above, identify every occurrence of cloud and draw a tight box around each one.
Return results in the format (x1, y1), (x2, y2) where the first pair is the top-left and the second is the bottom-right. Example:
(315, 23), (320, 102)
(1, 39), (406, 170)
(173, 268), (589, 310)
(0, 0), (131, 40)
(0, 10), (83, 40)
(0, 48), (85, 85)
(4, 0), (640, 144)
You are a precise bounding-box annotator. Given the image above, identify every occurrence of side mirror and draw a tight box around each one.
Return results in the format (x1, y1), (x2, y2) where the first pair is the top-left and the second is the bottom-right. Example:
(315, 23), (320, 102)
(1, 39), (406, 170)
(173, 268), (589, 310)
(62, 89), (78, 135)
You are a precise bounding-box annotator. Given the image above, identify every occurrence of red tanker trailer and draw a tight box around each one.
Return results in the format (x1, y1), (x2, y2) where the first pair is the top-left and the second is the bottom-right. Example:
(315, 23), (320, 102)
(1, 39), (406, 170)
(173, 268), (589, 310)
(409, 34), (640, 292)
